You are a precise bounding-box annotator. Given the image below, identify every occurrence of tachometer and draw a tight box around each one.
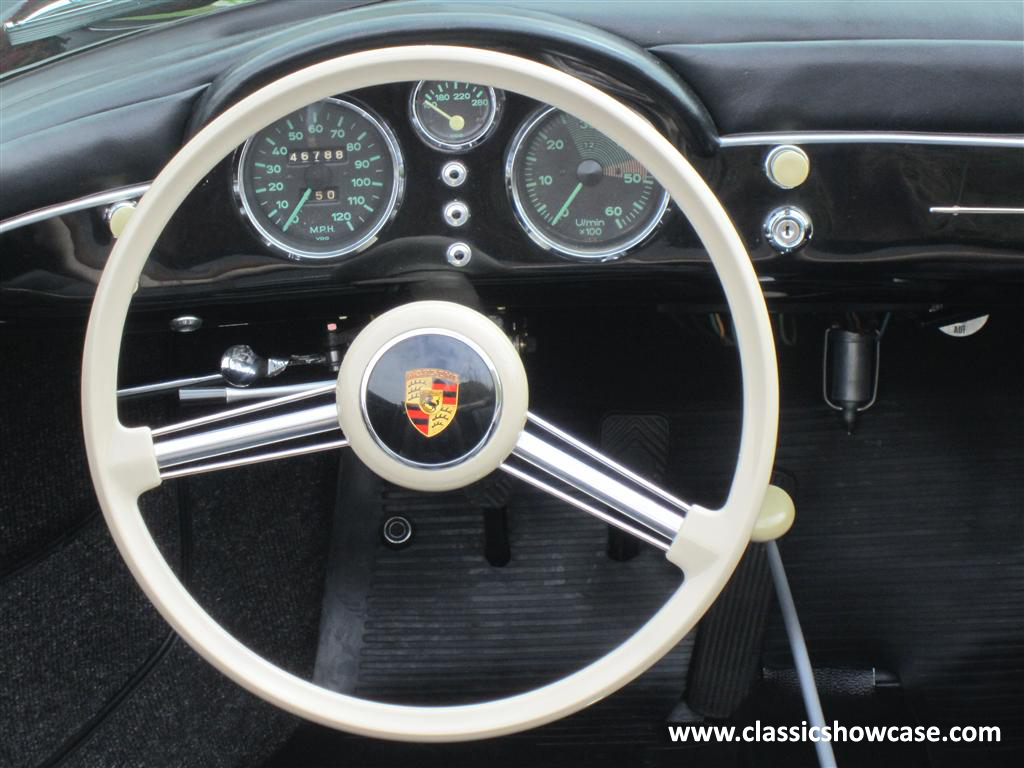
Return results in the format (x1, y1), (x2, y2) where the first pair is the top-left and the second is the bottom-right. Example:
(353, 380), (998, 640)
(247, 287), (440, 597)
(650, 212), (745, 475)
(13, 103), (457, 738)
(410, 80), (502, 152)
(236, 98), (404, 261)
(506, 107), (669, 260)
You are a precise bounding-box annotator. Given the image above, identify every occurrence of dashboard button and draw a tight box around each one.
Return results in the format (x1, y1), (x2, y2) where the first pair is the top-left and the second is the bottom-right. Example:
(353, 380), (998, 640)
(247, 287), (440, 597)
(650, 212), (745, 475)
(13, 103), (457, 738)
(443, 200), (470, 227)
(765, 145), (810, 189)
(446, 242), (472, 267)
(441, 160), (468, 188)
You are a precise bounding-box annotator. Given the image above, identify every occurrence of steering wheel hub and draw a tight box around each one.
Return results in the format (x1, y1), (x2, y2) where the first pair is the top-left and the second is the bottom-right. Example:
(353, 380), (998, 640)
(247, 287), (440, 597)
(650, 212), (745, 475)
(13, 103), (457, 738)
(361, 328), (502, 467)
(338, 301), (529, 492)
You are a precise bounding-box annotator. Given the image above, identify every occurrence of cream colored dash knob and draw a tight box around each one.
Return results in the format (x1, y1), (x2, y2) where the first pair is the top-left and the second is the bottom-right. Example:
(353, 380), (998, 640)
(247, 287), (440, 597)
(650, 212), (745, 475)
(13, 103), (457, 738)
(105, 200), (137, 238)
(765, 145), (810, 189)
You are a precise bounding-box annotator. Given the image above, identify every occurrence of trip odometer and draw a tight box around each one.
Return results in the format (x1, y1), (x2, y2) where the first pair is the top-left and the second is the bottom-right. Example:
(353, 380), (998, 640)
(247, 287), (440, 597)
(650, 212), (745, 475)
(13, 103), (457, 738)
(507, 107), (670, 260)
(237, 98), (403, 261)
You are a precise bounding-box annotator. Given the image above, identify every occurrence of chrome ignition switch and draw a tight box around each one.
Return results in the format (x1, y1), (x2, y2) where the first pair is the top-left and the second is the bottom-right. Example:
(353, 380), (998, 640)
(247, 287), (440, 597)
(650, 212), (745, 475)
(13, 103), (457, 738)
(764, 207), (812, 253)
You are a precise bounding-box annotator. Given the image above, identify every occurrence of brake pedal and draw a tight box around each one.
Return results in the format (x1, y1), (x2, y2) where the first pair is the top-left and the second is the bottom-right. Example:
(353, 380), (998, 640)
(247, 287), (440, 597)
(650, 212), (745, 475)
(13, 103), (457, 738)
(600, 414), (669, 561)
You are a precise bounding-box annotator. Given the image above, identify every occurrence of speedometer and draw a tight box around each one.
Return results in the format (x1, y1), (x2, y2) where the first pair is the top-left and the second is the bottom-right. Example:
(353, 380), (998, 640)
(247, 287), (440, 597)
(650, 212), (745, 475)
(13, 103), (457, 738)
(236, 98), (404, 261)
(506, 107), (669, 260)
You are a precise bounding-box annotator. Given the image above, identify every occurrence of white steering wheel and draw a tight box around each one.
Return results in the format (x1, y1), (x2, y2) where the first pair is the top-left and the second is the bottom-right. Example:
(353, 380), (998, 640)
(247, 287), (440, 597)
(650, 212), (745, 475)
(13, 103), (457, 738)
(82, 46), (778, 741)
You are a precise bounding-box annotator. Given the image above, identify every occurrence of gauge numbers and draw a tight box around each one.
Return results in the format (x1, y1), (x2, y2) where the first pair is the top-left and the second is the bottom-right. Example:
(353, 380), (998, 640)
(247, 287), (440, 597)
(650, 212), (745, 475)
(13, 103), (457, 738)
(237, 98), (403, 261)
(410, 81), (502, 152)
(507, 107), (669, 260)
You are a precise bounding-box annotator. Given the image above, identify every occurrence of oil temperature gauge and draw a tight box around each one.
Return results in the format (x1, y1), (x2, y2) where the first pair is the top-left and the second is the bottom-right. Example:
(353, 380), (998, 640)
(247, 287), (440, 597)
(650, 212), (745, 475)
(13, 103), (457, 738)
(410, 80), (502, 152)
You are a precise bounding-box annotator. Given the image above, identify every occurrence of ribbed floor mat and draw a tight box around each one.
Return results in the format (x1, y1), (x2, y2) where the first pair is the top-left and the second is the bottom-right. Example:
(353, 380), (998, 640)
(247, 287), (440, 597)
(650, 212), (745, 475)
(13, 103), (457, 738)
(311, 452), (691, 759)
(286, 314), (1022, 768)
(760, 394), (1024, 768)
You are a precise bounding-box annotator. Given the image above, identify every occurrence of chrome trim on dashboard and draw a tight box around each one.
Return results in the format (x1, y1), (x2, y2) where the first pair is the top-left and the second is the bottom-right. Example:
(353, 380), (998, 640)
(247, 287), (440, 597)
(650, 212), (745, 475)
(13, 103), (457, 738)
(0, 183), (151, 235)
(3, 133), (1019, 238)
(719, 132), (1024, 149)
(929, 206), (1024, 215)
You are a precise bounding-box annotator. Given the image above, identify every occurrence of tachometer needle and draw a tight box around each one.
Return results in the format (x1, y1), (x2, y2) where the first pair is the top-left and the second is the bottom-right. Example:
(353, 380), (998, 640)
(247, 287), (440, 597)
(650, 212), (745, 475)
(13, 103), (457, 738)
(551, 182), (583, 225)
(423, 100), (465, 132)
(282, 187), (312, 232)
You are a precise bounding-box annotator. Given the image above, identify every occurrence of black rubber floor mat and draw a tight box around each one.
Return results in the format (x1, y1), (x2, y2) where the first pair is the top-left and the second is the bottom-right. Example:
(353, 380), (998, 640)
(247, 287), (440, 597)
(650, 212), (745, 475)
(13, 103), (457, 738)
(309, 452), (692, 763)
(285, 314), (1023, 768)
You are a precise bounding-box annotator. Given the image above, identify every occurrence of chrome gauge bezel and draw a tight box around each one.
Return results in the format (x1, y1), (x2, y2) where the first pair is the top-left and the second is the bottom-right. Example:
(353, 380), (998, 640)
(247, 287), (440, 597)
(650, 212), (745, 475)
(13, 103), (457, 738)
(409, 81), (504, 153)
(234, 97), (405, 262)
(505, 106), (671, 261)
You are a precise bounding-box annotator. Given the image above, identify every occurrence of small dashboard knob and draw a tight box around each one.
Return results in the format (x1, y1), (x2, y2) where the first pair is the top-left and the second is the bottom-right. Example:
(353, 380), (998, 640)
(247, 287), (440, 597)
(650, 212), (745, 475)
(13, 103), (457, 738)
(765, 145), (810, 189)
(104, 200), (137, 238)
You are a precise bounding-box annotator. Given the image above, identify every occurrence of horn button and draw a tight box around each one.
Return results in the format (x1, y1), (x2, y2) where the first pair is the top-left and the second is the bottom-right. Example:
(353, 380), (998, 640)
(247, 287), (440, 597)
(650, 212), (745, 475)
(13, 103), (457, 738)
(361, 330), (501, 467)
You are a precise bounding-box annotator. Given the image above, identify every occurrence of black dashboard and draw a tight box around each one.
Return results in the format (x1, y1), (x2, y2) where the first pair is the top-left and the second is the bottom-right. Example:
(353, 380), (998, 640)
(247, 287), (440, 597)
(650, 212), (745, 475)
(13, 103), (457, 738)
(1, 0), (1022, 319)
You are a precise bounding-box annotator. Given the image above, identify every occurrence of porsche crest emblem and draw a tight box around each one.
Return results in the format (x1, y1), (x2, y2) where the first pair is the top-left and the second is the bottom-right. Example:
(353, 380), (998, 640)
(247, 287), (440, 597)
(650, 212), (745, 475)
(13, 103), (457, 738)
(404, 368), (459, 438)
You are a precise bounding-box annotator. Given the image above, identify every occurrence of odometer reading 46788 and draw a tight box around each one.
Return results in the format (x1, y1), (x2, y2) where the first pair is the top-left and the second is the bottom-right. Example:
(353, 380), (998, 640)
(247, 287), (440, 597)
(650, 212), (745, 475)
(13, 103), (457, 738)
(507, 107), (669, 260)
(237, 98), (404, 260)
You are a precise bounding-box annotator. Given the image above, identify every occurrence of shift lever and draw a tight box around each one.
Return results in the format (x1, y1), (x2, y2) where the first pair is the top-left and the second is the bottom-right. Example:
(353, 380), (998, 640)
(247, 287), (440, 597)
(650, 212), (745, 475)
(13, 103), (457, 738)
(219, 344), (325, 386)
(219, 344), (312, 387)
(118, 345), (326, 398)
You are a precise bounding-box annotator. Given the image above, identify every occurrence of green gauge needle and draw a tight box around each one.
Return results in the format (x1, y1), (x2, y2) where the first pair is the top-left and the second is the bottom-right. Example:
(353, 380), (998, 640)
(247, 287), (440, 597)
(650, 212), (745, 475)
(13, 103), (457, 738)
(282, 187), (311, 232)
(424, 100), (465, 132)
(551, 182), (583, 225)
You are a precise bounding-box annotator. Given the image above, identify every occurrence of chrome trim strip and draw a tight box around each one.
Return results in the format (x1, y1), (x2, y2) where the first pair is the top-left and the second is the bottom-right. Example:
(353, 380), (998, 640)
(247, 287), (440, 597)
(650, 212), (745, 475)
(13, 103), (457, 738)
(179, 380), (336, 404)
(719, 132), (1024, 149)
(119, 373), (223, 399)
(151, 382), (335, 438)
(500, 461), (670, 551)
(160, 438), (349, 480)
(526, 411), (691, 514)
(0, 183), (150, 234)
(154, 402), (340, 469)
(929, 206), (1024, 215)
(513, 429), (684, 542)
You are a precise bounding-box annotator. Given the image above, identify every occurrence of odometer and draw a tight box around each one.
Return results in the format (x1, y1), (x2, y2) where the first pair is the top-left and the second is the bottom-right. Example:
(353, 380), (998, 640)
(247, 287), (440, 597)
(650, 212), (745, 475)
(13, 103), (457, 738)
(506, 107), (669, 260)
(237, 98), (403, 261)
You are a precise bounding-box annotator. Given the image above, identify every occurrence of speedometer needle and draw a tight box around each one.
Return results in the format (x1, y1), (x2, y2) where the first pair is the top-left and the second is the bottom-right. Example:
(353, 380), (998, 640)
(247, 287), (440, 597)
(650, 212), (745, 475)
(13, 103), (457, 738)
(282, 187), (311, 232)
(423, 100), (465, 132)
(551, 182), (583, 225)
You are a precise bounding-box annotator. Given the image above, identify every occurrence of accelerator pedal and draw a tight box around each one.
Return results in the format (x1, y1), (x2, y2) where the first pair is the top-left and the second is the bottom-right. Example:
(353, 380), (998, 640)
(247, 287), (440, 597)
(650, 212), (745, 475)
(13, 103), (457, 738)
(683, 473), (796, 718)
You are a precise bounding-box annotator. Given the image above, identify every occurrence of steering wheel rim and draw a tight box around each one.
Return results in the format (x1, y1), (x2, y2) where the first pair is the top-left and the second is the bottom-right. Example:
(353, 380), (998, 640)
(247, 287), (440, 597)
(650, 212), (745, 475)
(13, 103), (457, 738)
(82, 45), (778, 741)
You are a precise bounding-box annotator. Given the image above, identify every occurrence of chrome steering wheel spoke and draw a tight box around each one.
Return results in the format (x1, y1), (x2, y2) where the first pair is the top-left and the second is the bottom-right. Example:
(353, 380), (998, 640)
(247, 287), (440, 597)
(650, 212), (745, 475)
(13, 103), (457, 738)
(151, 383), (347, 479)
(502, 412), (689, 551)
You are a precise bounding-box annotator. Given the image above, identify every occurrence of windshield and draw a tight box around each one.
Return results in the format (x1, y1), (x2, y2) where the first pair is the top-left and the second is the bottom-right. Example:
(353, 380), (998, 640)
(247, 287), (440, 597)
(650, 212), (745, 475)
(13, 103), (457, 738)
(1, 0), (260, 76)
